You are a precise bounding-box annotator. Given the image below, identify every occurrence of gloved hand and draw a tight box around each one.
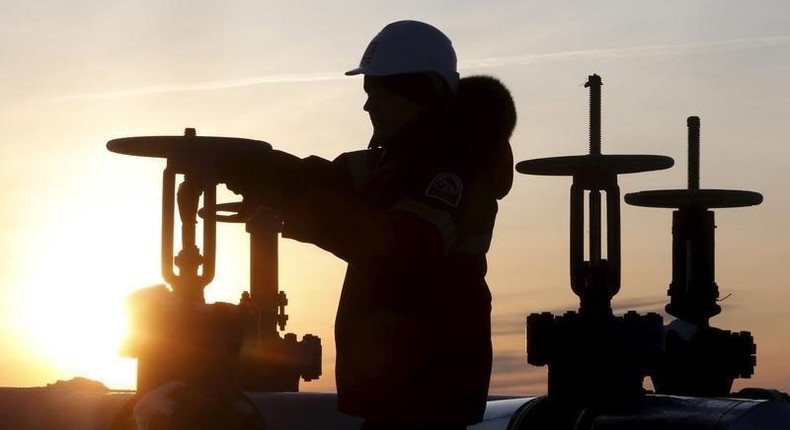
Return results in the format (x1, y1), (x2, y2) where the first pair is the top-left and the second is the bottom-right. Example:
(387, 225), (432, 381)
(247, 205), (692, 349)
(213, 149), (302, 209)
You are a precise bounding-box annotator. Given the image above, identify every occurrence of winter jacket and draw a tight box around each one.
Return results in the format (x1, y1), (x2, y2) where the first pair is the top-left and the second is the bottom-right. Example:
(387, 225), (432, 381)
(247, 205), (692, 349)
(278, 75), (516, 426)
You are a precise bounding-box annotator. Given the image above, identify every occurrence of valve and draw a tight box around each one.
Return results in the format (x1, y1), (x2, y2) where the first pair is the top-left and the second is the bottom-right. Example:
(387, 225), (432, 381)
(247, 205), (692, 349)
(625, 116), (762, 396)
(107, 129), (272, 395)
(516, 74), (672, 412)
(517, 75), (673, 316)
(625, 116), (763, 325)
(107, 128), (272, 303)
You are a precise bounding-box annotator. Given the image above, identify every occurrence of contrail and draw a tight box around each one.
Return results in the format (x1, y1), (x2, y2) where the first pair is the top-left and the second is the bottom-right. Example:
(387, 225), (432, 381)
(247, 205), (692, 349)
(48, 35), (789, 102)
(460, 35), (790, 69)
(48, 72), (344, 102)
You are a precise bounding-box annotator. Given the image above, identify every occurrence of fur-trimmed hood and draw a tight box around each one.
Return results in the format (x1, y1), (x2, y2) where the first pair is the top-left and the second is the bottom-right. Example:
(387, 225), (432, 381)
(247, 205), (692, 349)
(380, 74), (517, 200)
(453, 75), (516, 200)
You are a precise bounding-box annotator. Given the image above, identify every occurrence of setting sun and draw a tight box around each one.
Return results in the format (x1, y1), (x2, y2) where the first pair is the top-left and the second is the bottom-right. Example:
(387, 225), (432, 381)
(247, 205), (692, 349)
(5, 196), (157, 390)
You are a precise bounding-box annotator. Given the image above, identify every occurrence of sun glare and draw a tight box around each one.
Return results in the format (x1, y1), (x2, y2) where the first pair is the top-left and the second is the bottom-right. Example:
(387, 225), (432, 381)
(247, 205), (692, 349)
(18, 293), (137, 390)
(8, 197), (160, 390)
(6, 176), (262, 391)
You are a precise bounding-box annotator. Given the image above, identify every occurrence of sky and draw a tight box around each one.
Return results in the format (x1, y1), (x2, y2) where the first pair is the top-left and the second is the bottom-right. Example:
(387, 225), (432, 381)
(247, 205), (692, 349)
(0, 0), (789, 395)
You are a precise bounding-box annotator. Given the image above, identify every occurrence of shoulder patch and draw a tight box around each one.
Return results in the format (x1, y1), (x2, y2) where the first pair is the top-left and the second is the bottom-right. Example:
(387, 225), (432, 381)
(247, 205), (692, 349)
(425, 173), (463, 208)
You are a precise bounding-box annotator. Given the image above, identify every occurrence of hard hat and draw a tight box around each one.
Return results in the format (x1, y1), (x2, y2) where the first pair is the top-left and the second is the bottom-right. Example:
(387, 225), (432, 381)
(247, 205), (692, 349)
(345, 20), (459, 92)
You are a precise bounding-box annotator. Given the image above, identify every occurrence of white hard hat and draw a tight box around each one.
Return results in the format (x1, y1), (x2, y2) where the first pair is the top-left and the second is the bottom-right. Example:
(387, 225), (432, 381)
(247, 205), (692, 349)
(345, 20), (459, 92)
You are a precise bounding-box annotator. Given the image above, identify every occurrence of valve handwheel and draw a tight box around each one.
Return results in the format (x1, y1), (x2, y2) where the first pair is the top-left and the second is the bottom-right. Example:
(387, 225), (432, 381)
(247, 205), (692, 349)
(107, 129), (272, 159)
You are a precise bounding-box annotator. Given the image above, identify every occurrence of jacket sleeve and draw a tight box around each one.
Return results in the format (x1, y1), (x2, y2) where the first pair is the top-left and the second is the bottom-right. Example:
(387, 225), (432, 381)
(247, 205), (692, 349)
(279, 161), (496, 273)
(279, 183), (446, 271)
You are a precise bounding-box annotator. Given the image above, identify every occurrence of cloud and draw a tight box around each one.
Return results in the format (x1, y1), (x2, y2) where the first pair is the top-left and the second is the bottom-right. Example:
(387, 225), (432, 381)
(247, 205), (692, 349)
(460, 36), (790, 70)
(493, 352), (529, 374)
(45, 35), (789, 103)
(490, 350), (547, 393)
(45, 72), (344, 102)
(612, 296), (668, 315)
(492, 314), (527, 337)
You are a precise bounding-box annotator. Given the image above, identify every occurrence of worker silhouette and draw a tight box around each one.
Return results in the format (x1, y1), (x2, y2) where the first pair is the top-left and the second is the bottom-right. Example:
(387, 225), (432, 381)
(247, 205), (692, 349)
(221, 20), (516, 430)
